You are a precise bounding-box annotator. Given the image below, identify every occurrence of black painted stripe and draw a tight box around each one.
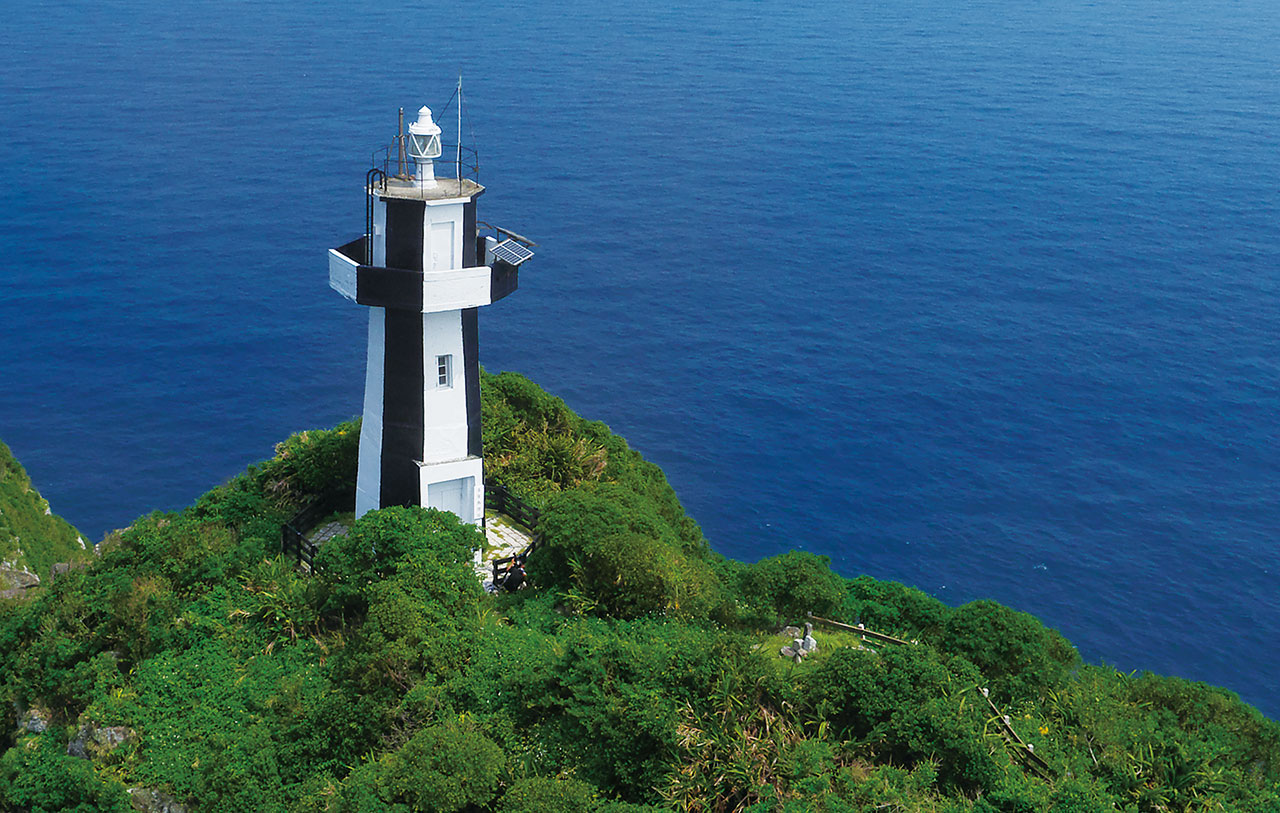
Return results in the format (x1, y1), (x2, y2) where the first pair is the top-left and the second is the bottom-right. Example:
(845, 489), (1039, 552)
(463, 200), (477, 268)
(384, 198), (425, 271)
(357, 265), (422, 310)
(490, 261), (519, 303)
(380, 308), (425, 507)
(378, 196), (428, 507)
(462, 307), (482, 458)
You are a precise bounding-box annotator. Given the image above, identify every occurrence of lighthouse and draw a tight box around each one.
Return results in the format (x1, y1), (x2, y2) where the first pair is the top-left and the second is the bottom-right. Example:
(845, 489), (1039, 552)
(328, 101), (534, 523)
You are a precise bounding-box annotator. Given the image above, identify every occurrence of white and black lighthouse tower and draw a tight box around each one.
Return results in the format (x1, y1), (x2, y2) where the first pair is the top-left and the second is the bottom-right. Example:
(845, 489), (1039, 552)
(328, 100), (534, 523)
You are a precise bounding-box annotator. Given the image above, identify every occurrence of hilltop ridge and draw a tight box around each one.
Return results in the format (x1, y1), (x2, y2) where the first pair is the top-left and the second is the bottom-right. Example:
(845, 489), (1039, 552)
(0, 371), (1276, 812)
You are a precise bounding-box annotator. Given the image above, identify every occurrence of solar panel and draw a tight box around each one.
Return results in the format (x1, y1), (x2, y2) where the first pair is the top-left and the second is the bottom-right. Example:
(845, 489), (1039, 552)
(491, 239), (534, 266)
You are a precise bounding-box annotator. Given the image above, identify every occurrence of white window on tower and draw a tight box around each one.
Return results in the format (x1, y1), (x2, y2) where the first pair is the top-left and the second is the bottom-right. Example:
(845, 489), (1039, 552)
(436, 354), (453, 388)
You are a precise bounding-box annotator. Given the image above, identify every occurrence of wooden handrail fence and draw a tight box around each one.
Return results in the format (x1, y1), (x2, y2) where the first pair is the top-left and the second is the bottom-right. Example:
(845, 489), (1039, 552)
(807, 614), (916, 646)
(807, 614), (1054, 779)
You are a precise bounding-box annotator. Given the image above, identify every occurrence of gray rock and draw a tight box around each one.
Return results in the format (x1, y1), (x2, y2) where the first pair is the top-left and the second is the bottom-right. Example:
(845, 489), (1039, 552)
(128, 788), (187, 813)
(780, 638), (809, 663)
(802, 622), (818, 652)
(781, 625), (802, 639)
(22, 707), (49, 733)
(68, 723), (135, 759)
(0, 567), (40, 591)
(67, 731), (89, 759)
(50, 561), (86, 582)
(96, 725), (133, 748)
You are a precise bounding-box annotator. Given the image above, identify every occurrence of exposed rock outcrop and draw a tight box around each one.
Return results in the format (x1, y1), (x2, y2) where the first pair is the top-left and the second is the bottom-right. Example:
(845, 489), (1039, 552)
(0, 438), (92, 581)
(127, 787), (187, 813)
(67, 722), (136, 760)
(16, 705), (51, 735)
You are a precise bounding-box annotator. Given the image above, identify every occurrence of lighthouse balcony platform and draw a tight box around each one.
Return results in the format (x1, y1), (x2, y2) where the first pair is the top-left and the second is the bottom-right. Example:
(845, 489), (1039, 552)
(329, 235), (519, 313)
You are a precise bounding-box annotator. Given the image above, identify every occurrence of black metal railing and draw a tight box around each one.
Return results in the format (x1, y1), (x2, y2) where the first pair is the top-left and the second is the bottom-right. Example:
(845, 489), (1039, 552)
(281, 488), (355, 569)
(364, 168), (385, 262)
(368, 141), (480, 192)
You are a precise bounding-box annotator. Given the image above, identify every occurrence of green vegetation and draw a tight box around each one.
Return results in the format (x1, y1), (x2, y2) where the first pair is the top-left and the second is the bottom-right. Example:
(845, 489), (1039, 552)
(0, 440), (90, 587)
(1, 370), (1277, 812)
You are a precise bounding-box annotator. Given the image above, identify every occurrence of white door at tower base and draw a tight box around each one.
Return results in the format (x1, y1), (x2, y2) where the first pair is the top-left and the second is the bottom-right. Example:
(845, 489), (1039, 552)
(427, 477), (474, 523)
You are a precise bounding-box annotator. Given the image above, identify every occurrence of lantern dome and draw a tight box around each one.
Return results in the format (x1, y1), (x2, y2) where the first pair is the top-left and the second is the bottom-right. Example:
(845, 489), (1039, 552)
(407, 106), (443, 161)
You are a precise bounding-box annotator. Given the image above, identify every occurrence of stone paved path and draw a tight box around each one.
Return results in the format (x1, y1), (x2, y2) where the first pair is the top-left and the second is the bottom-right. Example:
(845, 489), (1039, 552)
(309, 521), (350, 546)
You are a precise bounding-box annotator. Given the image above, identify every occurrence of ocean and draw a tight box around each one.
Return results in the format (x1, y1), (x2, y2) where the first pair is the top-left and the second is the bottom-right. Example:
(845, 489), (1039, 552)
(1, 0), (1277, 716)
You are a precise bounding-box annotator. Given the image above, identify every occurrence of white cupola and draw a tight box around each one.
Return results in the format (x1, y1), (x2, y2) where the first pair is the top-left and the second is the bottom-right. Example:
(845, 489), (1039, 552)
(407, 106), (443, 187)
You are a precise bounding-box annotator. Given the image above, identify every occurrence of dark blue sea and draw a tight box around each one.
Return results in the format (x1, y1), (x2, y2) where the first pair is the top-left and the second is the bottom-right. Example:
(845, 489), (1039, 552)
(2, 0), (1278, 716)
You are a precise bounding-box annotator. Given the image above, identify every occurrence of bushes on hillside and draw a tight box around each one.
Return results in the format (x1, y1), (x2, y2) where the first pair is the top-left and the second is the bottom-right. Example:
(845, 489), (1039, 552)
(567, 532), (729, 620)
(314, 505), (482, 618)
(943, 599), (1078, 702)
(269, 421), (361, 497)
(0, 731), (130, 813)
(3, 373), (1280, 813)
(312, 507), (486, 691)
(740, 550), (846, 624)
(838, 575), (951, 638)
(0, 439), (90, 579)
(801, 645), (1002, 794)
(482, 371), (607, 501)
(529, 488), (730, 621)
(356, 716), (506, 812)
(498, 776), (595, 813)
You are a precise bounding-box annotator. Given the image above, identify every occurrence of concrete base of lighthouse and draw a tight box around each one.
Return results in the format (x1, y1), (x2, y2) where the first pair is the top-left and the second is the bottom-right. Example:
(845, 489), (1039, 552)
(419, 457), (484, 524)
(356, 457), (483, 524)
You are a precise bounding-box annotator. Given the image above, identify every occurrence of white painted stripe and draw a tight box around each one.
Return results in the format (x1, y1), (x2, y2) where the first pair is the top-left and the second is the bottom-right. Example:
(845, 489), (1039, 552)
(422, 310), (469, 464)
(355, 307), (385, 518)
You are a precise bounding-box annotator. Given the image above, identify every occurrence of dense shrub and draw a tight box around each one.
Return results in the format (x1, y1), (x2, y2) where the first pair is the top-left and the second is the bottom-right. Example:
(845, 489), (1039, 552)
(530, 487), (669, 590)
(314, 506), (483, 618)
(377, 717), (506, 812)
(269, 421), (360, 497)
(482, 371), (606, 501)
(800, 644), (1007, 793)
(0, 732), (131, 813)
(741, 550), (847, 623)
(498, 776), (596, 813)
(568, 532), (729, 620)
(943, 599), (1078, 701)
(838, 575), (952, 638)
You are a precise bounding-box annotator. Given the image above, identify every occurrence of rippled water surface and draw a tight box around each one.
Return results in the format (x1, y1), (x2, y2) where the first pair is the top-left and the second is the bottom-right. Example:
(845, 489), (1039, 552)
(2, 0), (1278, 715)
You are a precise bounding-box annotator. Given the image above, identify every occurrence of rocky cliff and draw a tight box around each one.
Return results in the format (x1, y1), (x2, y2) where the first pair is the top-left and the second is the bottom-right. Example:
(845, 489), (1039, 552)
(0, 440), (90, 596)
